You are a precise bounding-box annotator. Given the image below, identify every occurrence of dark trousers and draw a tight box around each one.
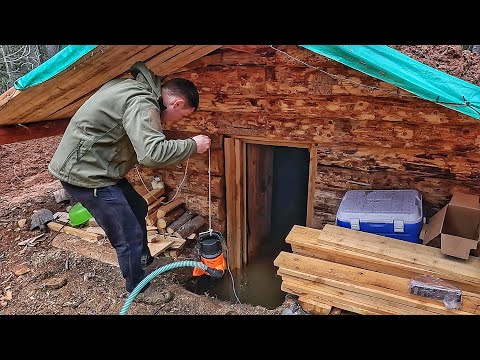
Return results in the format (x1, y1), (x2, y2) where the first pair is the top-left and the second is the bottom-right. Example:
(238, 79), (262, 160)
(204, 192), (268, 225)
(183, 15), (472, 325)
(61, 178), (152, 293)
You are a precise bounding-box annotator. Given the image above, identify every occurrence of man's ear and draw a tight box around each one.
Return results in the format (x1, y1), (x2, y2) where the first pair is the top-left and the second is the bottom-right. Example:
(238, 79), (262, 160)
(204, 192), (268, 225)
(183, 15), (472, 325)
(173, 98), (185, 109)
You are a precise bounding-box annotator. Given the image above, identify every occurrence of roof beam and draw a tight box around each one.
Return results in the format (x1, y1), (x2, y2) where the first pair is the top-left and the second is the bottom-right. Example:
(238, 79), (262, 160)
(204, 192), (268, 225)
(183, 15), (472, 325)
(0, 119), (69, 145)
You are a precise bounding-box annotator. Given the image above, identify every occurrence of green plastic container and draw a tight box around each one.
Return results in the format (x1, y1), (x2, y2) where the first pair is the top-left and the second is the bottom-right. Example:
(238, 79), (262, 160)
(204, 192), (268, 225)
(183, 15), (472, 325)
(69, 202), (93, 227)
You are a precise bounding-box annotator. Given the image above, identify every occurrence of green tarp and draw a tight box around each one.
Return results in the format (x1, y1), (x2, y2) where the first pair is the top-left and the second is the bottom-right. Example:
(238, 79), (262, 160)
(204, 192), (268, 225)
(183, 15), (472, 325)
(12, 44), (480, 120)
(301, 45), (480, 120)
(14, 45), (97, 90)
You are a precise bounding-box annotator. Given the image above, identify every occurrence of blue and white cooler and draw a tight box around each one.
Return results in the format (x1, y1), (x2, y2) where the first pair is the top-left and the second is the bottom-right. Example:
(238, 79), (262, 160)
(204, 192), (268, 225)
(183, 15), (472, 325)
(336, 189), (424, 243)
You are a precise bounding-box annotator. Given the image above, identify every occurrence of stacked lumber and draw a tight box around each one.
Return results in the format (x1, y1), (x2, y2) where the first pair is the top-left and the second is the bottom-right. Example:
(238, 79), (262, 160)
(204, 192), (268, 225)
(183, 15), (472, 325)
(274, 224), (480, 315)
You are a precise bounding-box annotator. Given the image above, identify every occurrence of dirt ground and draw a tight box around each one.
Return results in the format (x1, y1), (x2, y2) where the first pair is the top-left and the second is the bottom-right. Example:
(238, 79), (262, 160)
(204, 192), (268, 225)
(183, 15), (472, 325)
(1, 45), (478, 316)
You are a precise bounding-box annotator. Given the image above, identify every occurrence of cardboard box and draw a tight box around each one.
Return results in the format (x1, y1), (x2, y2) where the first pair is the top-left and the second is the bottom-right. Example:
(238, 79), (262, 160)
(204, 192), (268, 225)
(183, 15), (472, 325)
(420, 192), (480, 260)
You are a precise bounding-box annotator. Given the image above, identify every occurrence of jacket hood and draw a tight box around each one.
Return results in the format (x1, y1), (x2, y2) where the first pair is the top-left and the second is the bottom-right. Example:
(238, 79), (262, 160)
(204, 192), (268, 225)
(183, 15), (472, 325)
(129, 61), (162, 99)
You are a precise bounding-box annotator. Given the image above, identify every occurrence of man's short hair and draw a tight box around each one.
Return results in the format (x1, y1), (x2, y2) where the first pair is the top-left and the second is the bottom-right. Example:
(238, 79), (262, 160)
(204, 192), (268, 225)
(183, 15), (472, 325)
(163, 78), (199, 111)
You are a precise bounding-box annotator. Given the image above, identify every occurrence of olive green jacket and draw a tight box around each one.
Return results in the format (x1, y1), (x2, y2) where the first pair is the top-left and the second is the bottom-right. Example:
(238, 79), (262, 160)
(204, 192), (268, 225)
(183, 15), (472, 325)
(48, 61), (197, 188)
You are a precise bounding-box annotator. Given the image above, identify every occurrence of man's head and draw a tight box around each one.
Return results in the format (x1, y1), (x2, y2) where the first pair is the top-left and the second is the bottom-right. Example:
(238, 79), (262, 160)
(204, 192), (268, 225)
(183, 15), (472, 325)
(160, 78), (199, 122)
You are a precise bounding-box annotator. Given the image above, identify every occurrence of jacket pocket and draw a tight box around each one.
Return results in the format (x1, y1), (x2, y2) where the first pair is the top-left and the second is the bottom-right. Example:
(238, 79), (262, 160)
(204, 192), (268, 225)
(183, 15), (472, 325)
(59, 140), (84, 174)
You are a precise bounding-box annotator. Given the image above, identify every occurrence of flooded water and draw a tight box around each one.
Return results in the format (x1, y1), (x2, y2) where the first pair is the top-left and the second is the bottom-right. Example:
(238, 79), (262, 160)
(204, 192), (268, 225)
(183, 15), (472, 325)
(185, 256), (286, 309)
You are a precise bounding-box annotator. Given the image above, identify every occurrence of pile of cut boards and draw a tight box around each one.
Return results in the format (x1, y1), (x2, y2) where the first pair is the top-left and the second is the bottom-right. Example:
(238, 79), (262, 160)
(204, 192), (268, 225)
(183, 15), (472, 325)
(48, 186), (206, 265)
(274, 224), (480, 315)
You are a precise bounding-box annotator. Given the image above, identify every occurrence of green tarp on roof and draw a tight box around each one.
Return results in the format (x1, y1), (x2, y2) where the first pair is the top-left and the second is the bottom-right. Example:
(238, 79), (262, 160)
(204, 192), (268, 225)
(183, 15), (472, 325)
(301, 45), (480, 120)
(12, 44), (480, 120)
(14, 45), (97, 90)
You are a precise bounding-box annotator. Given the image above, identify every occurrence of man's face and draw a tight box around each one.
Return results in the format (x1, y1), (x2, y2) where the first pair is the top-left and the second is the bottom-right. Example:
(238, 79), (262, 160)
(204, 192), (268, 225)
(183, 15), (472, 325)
(160, 103), (195, 122)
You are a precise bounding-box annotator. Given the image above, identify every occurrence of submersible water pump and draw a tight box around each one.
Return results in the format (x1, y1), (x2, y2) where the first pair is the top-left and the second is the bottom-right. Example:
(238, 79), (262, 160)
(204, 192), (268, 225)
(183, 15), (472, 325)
(192, 230), (226, 278)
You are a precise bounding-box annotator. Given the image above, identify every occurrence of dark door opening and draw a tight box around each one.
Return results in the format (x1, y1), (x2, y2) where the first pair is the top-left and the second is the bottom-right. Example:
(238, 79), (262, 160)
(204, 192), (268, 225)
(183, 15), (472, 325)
(186, 143), (310, 309)
(241, 145), (310, 309)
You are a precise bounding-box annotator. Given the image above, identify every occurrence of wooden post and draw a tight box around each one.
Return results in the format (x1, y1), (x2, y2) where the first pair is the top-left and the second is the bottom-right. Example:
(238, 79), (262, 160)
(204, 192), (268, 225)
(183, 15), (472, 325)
(306, 145), (318, 228)
(225, 138), (246, 270)
(246, 144), (273, 260)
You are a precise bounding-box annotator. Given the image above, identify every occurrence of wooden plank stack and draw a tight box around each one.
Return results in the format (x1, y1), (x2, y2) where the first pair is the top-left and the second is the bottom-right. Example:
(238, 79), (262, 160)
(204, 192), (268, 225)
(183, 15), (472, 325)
(274, 224), (480, 315)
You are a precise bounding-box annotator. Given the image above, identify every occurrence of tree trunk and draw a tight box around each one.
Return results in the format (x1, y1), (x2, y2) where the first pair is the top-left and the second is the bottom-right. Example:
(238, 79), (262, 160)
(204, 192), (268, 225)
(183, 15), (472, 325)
(46, 45), (60, 58)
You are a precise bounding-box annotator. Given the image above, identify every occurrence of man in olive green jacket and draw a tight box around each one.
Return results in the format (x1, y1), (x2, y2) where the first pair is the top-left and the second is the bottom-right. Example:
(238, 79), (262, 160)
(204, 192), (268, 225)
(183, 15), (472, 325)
(49, 61), (210, 304)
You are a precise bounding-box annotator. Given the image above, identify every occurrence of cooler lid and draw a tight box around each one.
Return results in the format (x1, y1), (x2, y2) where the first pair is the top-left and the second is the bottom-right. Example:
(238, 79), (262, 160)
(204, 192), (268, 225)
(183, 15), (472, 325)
(336, 189), (423, 224)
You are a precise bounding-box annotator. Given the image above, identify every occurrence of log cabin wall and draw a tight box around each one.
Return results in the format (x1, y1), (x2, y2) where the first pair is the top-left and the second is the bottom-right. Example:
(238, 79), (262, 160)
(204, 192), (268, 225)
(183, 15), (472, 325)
(129, 45), (480, 232)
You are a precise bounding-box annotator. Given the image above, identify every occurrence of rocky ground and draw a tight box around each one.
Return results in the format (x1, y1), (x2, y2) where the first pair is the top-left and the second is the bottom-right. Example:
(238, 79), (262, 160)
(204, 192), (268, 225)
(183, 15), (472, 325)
(0, 45), (478, 316)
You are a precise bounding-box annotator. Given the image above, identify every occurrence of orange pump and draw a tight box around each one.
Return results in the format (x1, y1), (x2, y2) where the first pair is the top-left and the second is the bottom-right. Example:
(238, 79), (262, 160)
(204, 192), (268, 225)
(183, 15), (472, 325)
(192, 230), (226, 277)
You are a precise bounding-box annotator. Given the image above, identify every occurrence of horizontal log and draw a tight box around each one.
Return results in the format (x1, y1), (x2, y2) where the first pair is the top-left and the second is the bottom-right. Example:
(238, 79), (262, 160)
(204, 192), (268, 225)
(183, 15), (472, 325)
(0, 119), (70, 145)
(162, 111), (269, 137)
(161, 148), (224, 175)
(169, 192), (226, 221)
(314, 166), (480, 217)
(164, 110), (477, 152)
(316, 146), (480, 179)
(266, 65), (409, 98)
(158, 170), (225, 198)
(174, 215), (206, 238)
(167, 211), (195, 234)
(170, 65), (267, 96)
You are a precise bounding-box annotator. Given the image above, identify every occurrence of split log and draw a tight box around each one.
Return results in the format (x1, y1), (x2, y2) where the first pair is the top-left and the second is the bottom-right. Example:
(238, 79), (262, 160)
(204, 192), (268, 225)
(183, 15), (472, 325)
(147, 196), (166, 212)
(156, 207), (185, 229)
(156, 199), (184, 219)
(47, 222), (103, 242)
(143, 188), (165, 205)
(86, 226), (106, 236)
(174, 215), (206, 239)
(167, 211), (195, 234)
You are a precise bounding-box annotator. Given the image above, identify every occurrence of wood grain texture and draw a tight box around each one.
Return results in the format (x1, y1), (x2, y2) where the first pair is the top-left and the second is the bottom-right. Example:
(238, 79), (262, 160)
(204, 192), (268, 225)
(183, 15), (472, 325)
(246, 144), (273, 259)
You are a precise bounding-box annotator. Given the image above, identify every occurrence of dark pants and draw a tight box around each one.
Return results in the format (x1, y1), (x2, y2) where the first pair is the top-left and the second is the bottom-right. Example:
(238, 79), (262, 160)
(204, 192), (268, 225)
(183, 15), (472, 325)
(61, 178), (152, 293)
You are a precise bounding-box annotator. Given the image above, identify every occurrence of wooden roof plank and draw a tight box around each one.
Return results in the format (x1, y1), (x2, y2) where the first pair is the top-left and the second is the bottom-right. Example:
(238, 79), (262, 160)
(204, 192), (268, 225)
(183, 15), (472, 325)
(0, 45), (221, 127)
(32, 45), (174, 122)
(0, 45), (111, 125)
(0, 46), (150, 125)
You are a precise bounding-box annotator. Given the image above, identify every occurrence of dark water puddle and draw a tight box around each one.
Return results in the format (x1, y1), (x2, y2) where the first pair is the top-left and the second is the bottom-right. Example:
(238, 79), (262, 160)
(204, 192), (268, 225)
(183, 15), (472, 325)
(185, 257), (286, 309)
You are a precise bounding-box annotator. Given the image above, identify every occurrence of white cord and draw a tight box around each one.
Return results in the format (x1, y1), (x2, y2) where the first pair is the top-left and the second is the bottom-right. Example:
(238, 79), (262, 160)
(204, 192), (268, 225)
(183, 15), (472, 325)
(208, 147), (212, 235)
(135, 159), (189, 205)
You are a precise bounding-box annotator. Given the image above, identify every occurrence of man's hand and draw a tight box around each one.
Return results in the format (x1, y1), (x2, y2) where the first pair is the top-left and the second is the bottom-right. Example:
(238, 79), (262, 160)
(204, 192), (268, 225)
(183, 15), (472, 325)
(192, 135), (211, 154)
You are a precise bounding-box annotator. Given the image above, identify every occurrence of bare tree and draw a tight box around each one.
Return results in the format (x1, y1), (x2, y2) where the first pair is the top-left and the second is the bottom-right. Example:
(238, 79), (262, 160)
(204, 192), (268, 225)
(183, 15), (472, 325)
(0, 45), (61, 93)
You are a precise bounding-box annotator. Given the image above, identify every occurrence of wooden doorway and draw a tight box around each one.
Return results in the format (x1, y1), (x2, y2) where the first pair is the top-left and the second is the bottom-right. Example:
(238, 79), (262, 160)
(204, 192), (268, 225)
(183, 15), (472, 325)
(224, 137), (317, 269)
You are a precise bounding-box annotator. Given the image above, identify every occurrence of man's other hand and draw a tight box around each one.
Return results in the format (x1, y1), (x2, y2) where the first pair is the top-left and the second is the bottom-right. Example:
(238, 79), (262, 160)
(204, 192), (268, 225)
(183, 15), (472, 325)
(192, 135), (211, 154)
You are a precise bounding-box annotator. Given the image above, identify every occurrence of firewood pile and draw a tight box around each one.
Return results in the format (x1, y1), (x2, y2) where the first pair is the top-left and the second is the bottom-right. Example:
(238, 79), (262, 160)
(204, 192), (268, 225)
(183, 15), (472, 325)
(47, 186), (206, 262)
(142, 187), (206, 258)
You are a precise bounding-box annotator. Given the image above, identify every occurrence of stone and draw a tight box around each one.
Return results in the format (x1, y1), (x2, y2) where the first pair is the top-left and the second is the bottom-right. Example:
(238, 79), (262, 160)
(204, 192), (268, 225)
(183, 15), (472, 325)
(43, 276), (68, 290)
